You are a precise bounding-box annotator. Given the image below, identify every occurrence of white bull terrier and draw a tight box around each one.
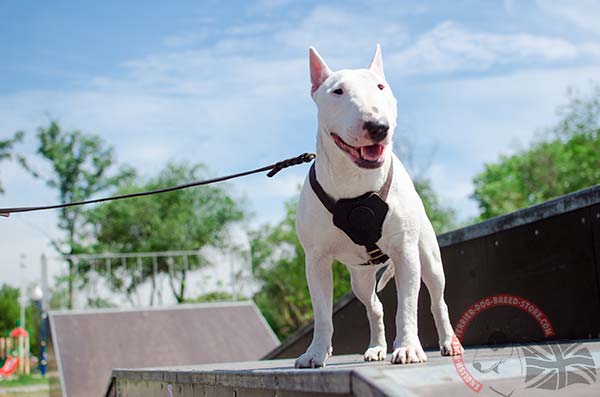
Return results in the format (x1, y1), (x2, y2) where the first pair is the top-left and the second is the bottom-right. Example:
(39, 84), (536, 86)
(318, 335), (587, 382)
(294, 45), (464, 368)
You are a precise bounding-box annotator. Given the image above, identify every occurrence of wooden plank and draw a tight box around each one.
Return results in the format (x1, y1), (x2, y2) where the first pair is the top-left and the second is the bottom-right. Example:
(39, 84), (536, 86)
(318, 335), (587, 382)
(111, 342), (600, 396)
(481, 207), (600, 343)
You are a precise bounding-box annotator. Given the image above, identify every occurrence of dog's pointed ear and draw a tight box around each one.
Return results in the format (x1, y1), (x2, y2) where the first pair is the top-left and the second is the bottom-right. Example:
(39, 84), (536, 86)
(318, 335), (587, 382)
(369, 44), (385, 79)
(309, 47), (331, 95)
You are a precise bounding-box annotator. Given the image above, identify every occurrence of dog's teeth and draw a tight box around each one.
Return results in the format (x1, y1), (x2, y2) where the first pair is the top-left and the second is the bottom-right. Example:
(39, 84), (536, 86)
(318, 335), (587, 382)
(361, 145), (384, 161)
(361, 147), (368, 159)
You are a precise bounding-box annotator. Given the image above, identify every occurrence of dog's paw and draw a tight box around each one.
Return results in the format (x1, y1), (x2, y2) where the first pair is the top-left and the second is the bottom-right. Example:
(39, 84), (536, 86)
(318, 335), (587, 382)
(364, 345), (387, 362)
(440, 336), (464, 356)
(390, 345), (427, 364)
(294, 346), (332, 368)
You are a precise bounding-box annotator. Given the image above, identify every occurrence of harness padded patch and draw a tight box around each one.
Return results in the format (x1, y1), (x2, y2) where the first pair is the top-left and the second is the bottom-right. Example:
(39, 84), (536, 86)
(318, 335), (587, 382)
(309, 162), (393, 265)
(333, 192), (388, 246)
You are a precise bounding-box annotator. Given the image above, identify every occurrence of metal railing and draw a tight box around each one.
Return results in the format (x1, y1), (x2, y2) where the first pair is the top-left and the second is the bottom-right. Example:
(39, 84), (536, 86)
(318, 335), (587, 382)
(51, 248), (255, 309)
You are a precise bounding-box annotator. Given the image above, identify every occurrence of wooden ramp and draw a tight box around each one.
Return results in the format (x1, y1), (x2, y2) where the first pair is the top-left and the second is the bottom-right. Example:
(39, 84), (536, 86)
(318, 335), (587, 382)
(107, 340), (600, 396)
(50, 302), (278, 397)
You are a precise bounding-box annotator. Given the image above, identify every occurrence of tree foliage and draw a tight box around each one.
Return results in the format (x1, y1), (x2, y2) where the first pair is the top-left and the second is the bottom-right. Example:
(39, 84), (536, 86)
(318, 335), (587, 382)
(184, 291), (234, 303)
(84, 162), (245, 303)
(414, 178), (456, 233)
(394, 133), (456, 233)
(19, 121), (134, 307)
(21, 121), (134, 254)
(472, 85), (600, 220)
(0, 131), (24, 194)
(0, 285), (20, 334)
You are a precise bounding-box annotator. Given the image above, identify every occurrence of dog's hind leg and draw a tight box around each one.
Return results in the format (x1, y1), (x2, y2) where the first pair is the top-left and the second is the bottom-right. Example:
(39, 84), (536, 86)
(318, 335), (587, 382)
(349, 266), (387, 361)
(295, 251), (335, 368)
(419, 215), (464, 356)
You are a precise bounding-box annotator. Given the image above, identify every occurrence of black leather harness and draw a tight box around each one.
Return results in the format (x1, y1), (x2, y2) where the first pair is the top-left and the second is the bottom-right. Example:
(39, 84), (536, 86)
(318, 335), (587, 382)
(309, 162), (393, 266)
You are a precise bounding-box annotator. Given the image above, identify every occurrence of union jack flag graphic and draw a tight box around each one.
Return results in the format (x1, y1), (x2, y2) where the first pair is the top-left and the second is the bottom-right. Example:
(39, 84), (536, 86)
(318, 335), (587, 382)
(522, 343), (596, 390)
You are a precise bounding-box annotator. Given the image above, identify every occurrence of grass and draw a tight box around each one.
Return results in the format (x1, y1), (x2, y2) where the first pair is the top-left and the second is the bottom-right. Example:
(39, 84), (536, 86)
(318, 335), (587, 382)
(0, 374), (48, 388)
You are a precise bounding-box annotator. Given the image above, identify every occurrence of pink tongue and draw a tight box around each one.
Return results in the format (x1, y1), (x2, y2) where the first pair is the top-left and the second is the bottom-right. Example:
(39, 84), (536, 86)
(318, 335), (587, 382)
(361, 145), (384, 161)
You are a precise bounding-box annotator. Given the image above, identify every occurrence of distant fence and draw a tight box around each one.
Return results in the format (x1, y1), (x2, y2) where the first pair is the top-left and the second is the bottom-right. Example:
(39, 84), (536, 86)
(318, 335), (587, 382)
(52, 247), (256, 309)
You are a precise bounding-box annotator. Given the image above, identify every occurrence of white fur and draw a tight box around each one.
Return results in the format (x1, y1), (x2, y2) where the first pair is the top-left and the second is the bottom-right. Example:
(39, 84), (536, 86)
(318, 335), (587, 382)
(294, 45), (463, 368)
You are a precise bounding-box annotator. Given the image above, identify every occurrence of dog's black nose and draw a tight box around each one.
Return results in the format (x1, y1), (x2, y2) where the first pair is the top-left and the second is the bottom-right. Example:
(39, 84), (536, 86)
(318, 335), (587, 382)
(363, 121), (389, 142)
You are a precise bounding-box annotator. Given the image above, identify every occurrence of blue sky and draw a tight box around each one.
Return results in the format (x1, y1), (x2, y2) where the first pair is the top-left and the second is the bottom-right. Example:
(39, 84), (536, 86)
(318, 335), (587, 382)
(1, 0), (600, 287)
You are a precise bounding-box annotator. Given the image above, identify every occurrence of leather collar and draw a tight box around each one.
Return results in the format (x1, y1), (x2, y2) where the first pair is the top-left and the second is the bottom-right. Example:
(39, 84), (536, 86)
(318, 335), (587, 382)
(309, 161), (394, 213)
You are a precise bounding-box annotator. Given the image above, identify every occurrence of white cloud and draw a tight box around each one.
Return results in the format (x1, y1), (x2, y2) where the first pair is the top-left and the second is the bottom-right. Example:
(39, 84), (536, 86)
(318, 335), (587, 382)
(405, 66), (600, 222)
(276, 5), (409, 64)
(537, 0), (600, 36)
(411, 66), (600, 160)
(101, 10), (600, 96)
(428, 163), (478, 220)
(235, 171), (304, 200)
(388, 21), (599, 75)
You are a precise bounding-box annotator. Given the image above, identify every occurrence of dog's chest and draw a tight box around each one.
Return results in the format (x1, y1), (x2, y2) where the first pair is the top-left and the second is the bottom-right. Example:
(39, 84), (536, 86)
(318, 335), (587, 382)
(297, 168), (421, 266)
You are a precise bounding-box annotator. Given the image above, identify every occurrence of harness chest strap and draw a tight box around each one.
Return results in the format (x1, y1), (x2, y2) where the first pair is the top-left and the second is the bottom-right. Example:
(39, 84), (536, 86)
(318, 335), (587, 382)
(309, 161), (394, 266)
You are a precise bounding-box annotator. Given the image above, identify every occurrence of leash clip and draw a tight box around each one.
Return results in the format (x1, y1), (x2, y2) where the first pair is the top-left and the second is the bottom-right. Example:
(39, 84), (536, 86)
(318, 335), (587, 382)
(267, 153), (315, 177)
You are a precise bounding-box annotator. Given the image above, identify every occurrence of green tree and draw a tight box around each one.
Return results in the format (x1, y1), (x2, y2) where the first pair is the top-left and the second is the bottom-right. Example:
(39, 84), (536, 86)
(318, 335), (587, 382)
(20, 121), (134, 308)
(414, 178), (456, 233)
(472, 85), (600, 220)
(0, 284), (41, 359)
(394, 133), (456, 233)
(251, 198), (351, 340)
(24, 297), (41, 360)
(185, 291), (235, 303)
(85, 162), (245, 304)
(0, 285), (20, 334)
(0, 131), (24, 194)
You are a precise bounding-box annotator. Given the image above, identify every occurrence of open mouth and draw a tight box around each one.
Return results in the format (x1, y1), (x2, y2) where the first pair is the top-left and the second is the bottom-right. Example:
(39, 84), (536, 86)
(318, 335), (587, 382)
(331, 133), (386, 169)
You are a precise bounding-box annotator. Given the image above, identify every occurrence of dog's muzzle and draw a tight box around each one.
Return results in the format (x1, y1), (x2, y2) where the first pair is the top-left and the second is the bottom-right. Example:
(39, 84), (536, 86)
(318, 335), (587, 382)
(331, 133), (387, 169)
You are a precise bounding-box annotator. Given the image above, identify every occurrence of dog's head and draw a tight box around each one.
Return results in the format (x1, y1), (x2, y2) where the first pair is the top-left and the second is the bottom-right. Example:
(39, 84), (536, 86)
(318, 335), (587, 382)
(310, 45), (397, 169)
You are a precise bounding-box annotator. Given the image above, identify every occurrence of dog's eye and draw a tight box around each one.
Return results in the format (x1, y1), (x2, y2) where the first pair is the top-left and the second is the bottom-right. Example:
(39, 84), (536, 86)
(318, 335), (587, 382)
(377, 84), (385, 90)
(332, 88), (344, 95)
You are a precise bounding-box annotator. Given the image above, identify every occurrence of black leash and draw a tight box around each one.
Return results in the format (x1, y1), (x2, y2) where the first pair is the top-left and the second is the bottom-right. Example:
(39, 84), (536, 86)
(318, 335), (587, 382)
(0, 152), (315, 218)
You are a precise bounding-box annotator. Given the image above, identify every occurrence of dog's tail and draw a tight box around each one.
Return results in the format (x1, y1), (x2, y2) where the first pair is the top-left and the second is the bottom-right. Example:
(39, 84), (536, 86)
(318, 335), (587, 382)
(375, 263), (394, 292)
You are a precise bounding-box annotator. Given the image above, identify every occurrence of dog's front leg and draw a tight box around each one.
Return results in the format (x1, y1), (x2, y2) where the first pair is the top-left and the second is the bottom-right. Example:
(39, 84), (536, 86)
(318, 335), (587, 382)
(390, 237), (428, 364)
(294, 252), (334, 368)
(349, 266), (387, 361)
